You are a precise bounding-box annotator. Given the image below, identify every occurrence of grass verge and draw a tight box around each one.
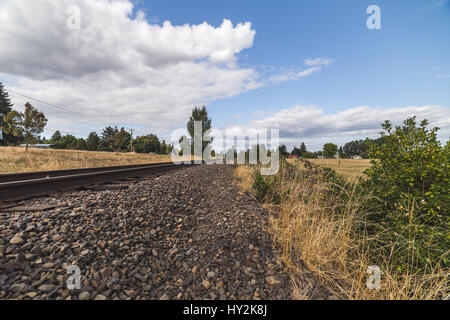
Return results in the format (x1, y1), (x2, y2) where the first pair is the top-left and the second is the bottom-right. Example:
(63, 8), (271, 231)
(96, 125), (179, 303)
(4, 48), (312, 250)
(234, 161), (449, 300)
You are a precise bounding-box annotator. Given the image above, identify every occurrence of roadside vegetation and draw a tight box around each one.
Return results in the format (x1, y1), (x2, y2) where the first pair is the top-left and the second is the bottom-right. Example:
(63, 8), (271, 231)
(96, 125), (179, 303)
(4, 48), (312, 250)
(235, 117), (449, 299)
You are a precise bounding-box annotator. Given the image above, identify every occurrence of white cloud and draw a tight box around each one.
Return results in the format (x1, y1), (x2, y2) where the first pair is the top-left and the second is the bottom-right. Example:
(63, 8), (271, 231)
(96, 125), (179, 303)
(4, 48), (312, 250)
(0, 0), (263, 134)
(223, 105), (450, 151)
(0, 1), (256, 78)
(0, 0), (333, 136)
(304, 57), (333, 67)
(268, 58), (332, 83)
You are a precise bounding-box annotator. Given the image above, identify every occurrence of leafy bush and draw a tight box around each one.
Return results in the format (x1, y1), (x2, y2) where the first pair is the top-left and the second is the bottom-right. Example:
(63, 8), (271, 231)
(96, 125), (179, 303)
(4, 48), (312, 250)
(365, 117), (449, 223)
(364, 117), (449, 268)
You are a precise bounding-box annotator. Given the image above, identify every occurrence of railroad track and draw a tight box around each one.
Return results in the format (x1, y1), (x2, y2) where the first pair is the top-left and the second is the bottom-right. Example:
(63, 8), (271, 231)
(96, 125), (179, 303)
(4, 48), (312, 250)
(0, 162), (192, 203)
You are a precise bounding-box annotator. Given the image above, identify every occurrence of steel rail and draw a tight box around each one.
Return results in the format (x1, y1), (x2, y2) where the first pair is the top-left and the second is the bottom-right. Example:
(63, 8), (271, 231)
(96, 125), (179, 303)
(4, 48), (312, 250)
(0, 162), (190, 202)
(0, 162), (177, 183)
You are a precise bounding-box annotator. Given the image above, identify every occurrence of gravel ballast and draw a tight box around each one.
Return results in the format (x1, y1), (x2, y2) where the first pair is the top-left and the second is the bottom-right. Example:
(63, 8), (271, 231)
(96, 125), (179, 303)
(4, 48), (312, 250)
(0, 165), (293, 300)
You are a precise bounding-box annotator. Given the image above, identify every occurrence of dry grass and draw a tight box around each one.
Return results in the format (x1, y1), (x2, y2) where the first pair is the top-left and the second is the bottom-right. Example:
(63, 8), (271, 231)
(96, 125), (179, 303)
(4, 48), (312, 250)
(234, 165), (254, 193)
(234, 164), (449, 300)
(0, 147), (172, 174)
(288, 158), (372, 180)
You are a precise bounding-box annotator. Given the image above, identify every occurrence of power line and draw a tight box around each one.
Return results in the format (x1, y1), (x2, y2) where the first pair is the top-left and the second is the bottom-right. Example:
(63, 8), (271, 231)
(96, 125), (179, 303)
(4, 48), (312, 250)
(130, 128), (134, 152)
(4, 88), (143, 141)
(6, 89), (82, 116)
(6, 88), (96, 138)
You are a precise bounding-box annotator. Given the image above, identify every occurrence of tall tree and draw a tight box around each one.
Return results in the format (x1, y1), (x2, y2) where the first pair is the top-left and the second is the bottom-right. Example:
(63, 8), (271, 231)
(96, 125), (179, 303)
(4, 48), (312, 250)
(2, 103), (48, 151)
(113, 127), (131, 152)
(187, 106), (212, 153)
(0, 83), (14, 145)
(50, 130), (62, 143)
(300, 142), (307, 155)
(323, 143), (338, 158)
(100, 126), (115, 151)
(86, 132), (100, 151)
(279, 145), (289, 157)
(291, 146), (301, 157)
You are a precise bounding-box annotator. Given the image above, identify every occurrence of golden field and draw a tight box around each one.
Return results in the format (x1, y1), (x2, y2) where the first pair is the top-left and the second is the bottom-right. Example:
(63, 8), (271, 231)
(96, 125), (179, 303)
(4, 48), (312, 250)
(288, 158), (372, 180)
(0, 147), (172, 174)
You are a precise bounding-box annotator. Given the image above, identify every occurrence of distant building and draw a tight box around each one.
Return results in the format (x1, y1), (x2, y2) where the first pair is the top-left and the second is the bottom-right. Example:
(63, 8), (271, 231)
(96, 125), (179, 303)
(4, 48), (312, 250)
(317, 156), (324, 159)
(288, 155), (299, 159)
(352, 155), (363, 160)
(20, 144), (54, 149)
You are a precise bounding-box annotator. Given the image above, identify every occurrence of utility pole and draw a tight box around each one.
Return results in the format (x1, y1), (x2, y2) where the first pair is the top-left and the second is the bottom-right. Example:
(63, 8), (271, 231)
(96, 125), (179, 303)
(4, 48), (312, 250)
(130, 129), (134, 153)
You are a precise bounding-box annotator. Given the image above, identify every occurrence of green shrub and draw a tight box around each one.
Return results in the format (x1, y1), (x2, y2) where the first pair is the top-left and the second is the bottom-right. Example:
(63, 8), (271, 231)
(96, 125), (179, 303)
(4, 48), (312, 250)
(365, 117), (449, 223)
(363, 117), (449, 268)
(253, 171), (273, 202)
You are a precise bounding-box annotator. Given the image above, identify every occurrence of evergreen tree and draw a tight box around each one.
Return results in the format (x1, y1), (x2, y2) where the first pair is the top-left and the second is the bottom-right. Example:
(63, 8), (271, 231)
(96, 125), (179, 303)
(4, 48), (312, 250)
(291, 146), (302, 157)
(86, 132), (100, 151)
(0, 83), (15, 145)
(100, 126), (115, 151)
(187, 106), (212, 154)
(300, 142), (307, 156)
(279, 144), (289, 157)
(50, 130), (62, 143)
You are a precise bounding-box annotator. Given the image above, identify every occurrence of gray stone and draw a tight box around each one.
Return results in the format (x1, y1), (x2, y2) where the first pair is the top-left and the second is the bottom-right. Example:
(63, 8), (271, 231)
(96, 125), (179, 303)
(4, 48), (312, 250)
(78, 291), (91, 300)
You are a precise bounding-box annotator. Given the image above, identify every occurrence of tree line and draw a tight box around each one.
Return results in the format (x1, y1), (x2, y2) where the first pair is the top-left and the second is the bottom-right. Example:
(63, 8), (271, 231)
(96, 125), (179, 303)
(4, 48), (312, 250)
(0, 83), (173, 154)
(279, 136), (388, 159)
(0, 82), (399, 158)
(43, 128), (173, 154)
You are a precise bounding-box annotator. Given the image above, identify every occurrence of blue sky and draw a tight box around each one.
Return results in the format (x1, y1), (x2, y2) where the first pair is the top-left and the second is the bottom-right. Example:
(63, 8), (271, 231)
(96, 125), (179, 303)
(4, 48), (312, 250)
(139, 0), (450, 129)
(1, 0), (449, 150)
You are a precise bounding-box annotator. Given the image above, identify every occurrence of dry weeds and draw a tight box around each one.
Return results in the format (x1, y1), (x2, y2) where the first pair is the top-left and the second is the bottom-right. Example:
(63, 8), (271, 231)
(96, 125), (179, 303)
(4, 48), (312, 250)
(234, 164), (449, 300)
(0, 147), (172, 174)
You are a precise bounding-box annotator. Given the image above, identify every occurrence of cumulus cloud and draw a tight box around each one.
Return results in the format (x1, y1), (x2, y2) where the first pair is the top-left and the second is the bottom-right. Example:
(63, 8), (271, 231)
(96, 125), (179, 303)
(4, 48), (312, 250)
(0, 0), (256, 79)
(223, 105), (450, 151)
(0, 0), (333, 136)
(0, 0), (267, 134)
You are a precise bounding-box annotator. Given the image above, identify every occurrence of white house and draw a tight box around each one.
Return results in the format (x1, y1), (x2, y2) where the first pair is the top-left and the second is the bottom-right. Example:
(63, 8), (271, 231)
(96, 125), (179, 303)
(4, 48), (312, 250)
(20, 144), (54, 149)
